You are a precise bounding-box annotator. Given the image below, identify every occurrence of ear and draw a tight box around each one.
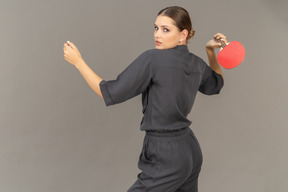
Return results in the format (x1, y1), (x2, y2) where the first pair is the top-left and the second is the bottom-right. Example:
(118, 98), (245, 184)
(180, 29), (189, 42)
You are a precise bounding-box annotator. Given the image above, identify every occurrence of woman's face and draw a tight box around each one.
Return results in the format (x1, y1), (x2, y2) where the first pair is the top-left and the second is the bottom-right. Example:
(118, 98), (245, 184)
(154, 15), (187, 49)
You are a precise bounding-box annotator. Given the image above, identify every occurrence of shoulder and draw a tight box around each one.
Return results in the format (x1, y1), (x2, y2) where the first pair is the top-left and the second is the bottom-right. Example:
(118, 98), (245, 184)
(188, 52), (205, 64)
(143, 48), (181, 61)
(137, 49), (160, 57)
(135, 49), (169, 61)
(143, 48), (169, 55)
(140, 48), (206, 64)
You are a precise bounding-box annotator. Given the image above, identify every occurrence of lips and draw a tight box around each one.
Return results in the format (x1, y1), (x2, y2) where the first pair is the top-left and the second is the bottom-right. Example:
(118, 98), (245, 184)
(155, 41), (162, 46)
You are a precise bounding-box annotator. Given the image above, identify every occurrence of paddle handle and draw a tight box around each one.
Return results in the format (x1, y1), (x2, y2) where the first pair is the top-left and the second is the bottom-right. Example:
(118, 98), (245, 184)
(214, 37), (227, 48)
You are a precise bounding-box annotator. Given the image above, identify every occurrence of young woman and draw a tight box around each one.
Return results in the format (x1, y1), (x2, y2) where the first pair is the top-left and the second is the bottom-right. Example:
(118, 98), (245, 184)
(63, 6), (227, 192)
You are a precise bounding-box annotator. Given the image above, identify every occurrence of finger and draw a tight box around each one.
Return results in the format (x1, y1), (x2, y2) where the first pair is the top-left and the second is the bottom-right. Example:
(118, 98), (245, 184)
(214, 33), (221, 38)
(219, 35), (226, 40)
(67, 41), (77, 49)
(214, 34), (222, 40)
(65, 41), (74, 52)
(214, 33), (225, 40)
(215, 33), (224, 37)
(68, 42), (81, 55)
(65, 46), (74, 53)
(64, 43), (71, 51)
(63, 50), (72, 58)
(221, 38), (228, 44)
(216, 33), (227, 40)
(63, 48), (70, 54)
(214, 35), (222, 41)
(63, 44), (68, 51)
(215, 34), (228, 43)
(219, 36), (228, 43)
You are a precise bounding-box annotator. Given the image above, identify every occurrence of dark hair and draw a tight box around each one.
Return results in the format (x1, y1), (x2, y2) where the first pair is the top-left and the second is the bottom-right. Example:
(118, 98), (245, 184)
(158, 6), (195, 41)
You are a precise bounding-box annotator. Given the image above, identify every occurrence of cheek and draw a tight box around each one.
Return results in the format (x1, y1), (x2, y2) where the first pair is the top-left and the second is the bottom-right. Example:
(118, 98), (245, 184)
(164, 33), (178, 44)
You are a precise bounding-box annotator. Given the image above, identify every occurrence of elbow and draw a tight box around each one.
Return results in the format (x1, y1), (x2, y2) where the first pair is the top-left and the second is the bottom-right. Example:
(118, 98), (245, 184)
(99, 91), (104, 100)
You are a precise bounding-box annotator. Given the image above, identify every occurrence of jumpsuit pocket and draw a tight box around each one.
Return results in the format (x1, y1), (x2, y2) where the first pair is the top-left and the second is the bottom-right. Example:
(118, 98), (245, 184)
(140, 89), (149, 125)
(138, 138), (159, 176)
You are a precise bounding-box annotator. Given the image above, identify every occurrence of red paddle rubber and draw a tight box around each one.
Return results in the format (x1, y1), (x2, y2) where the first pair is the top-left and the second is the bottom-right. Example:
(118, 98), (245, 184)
(217, 41), (245, 69)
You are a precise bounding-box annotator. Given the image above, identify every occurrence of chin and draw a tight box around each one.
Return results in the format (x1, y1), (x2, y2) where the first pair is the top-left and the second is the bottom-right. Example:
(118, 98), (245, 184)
(155, 45), (165, 49)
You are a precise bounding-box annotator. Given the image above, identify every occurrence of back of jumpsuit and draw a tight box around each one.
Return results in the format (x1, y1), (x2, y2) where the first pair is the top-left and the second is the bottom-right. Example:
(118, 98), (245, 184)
(99, 45), (224, 192)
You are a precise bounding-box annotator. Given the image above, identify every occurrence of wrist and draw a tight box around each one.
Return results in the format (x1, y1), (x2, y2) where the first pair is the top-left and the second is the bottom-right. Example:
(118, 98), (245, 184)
(75, 59), (85, 70)
(205, 43), (213, 49)
(206, 46), (215, 53)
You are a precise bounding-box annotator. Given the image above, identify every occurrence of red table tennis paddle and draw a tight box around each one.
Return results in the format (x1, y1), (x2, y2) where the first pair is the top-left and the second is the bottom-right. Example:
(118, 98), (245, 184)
(216, 39), (245, 69)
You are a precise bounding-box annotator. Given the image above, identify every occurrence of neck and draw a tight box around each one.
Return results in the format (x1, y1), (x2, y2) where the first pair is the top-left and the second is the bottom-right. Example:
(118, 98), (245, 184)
(178, 41), (187, 46)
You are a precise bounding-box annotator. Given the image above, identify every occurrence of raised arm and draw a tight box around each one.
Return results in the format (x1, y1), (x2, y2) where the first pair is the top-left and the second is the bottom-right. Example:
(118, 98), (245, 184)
(205, 33), (228, 80)
(63, 41), (103, 99)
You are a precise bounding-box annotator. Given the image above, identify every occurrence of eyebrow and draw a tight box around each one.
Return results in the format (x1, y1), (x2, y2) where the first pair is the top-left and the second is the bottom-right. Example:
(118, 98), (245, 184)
(154, 24), (170, 28)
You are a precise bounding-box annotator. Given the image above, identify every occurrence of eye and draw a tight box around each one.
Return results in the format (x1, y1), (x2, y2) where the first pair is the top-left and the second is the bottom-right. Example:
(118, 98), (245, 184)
(163, 28), (169, 32)
(154, 26), (159, 31)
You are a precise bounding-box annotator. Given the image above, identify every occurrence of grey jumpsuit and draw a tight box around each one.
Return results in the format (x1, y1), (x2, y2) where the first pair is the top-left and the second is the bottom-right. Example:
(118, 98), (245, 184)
(99, 45), (224, 192)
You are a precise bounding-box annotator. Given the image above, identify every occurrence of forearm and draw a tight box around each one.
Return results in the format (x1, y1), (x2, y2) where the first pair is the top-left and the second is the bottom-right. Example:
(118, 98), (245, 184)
(75, 60), (104, 99)
(205, 47), (224, 80)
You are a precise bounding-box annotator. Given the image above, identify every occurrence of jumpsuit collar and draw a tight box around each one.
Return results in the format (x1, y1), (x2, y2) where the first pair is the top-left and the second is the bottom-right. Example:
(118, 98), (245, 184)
(171, 45), (189, 52)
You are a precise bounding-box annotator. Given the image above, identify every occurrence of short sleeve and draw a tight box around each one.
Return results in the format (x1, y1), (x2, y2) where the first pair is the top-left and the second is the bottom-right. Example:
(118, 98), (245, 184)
(198, 60), (224, 95)
(99, 50), (152, 106)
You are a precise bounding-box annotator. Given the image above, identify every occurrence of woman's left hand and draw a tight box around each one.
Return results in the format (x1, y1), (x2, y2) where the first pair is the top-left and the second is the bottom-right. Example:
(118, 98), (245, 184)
(63, 41), (84, 67)
(206, 33), (228, 50)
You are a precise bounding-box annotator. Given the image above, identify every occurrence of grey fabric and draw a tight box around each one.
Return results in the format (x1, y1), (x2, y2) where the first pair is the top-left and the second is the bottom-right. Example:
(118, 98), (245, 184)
(127, 127), (203, 192)
(99, 45), (224, 131)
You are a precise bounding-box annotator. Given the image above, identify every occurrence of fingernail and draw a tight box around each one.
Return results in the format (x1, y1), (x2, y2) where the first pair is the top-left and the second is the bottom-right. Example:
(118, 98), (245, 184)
(67, 40), (70, 43)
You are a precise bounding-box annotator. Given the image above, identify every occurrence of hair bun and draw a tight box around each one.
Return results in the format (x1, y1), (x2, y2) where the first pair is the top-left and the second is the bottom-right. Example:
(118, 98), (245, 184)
(188, 29), (195, 40)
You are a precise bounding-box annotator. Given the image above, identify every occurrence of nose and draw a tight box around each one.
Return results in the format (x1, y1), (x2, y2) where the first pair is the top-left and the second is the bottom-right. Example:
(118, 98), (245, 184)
(154, 30), (160, 39)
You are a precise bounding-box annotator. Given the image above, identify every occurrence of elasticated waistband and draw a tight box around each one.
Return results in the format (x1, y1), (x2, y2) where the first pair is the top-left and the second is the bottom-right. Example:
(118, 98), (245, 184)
(145, 127), (191, 141)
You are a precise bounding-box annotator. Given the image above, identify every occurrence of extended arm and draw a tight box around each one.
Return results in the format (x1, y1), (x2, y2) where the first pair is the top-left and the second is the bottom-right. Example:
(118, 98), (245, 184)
(75, 60), (103, 99)
(63, 41), (152, 106)
(63, 41), (103, 99)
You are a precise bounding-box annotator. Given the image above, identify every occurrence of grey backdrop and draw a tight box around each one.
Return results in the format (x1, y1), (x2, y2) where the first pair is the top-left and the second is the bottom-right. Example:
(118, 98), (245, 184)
(1, 0), (287, 191)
